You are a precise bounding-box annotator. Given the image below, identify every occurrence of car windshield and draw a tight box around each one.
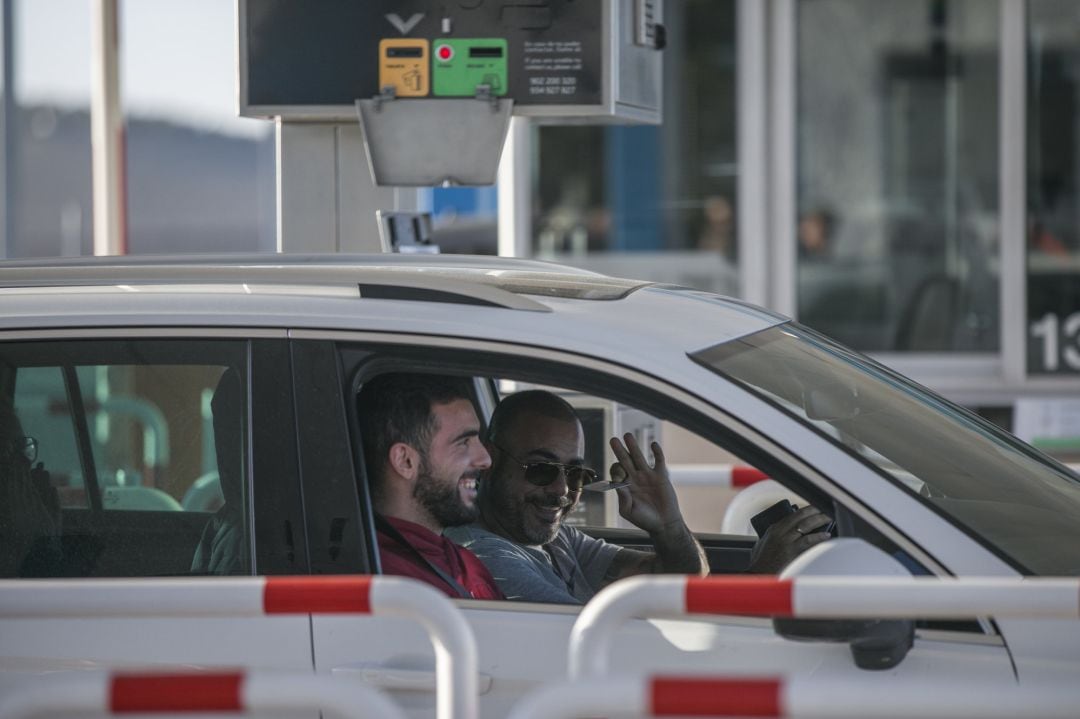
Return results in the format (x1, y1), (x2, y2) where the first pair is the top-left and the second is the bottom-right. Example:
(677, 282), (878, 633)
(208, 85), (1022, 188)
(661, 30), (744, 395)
(692, 324), (1080, 576)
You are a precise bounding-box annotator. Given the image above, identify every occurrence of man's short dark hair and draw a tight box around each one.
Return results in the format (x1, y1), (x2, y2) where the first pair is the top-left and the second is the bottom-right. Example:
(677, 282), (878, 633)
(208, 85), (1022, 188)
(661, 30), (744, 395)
(358, 373), (475, 486)
(486, 389), (579, 445)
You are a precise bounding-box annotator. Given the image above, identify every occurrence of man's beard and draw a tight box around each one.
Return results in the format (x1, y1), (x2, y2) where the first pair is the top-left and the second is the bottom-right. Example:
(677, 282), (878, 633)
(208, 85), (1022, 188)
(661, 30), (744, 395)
(489, 480), (569, 546)
(413, 456), (479, 528)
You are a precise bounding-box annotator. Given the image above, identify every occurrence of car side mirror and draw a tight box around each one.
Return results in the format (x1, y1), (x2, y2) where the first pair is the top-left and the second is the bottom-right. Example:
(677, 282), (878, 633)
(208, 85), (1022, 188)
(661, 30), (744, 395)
(772, 538), (915, 670)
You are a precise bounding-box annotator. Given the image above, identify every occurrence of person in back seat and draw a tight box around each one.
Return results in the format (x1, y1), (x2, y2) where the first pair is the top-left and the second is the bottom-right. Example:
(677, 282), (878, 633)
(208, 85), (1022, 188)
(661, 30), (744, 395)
(191, 368), (246, 575)
(0, 403), (61, 577)
(358, 374), (503, 600)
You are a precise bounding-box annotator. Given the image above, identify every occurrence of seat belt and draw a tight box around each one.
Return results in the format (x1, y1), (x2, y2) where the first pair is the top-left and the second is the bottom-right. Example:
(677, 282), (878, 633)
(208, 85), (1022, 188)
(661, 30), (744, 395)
(373, 513), (474, 599)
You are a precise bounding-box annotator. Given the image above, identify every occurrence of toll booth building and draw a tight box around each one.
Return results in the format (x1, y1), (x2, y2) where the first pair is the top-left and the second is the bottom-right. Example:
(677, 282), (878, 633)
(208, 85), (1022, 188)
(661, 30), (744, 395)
(2, 0), (1080, 463)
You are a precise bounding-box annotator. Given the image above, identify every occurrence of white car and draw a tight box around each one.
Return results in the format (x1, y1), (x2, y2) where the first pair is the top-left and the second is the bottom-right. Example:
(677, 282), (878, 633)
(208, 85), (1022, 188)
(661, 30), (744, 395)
(1, 254), (1078, 718)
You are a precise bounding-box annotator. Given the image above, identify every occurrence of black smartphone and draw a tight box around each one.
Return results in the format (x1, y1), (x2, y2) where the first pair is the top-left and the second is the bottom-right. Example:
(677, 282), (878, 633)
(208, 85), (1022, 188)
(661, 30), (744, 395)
(750, 499), (795, 537)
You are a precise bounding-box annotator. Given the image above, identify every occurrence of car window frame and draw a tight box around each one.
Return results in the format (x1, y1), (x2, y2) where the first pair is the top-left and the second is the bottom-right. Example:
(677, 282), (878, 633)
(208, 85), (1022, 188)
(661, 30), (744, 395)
(691, 322), (1080, 577)
(0, 329), (309, 579)
(319, 329), (1008, 640)
(313, 330), (957, 571)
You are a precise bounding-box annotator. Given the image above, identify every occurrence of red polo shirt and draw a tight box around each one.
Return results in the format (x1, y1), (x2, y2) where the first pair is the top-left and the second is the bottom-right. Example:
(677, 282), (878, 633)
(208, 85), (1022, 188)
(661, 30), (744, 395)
(377, 516), (504, 600)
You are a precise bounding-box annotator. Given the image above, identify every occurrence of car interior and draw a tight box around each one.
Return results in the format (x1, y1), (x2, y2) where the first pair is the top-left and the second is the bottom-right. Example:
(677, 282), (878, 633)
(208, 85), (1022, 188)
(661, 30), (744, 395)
(0, 340), (247, 579)
(346, 356), (846, 583)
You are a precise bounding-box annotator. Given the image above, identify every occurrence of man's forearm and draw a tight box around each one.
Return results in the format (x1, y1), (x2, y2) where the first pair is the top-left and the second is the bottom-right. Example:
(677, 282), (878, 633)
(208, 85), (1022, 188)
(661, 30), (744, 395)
(649, 519), (708, 576)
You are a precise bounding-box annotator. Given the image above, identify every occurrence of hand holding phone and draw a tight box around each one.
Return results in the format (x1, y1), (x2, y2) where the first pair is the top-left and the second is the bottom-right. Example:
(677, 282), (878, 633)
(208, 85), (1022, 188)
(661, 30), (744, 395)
(750, 499), (795, 537)
(751, 500), (835, 538)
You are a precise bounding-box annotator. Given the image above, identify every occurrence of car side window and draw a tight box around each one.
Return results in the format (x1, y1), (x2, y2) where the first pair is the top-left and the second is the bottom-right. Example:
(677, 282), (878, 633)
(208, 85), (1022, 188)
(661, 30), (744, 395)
(1, 340), (250, 578)
(346, 355), (938, 609)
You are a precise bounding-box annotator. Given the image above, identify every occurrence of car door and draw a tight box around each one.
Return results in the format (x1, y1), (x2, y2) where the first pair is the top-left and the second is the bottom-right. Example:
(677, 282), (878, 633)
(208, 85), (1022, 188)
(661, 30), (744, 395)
(292, 334), (1017, 719)
(0, 332), (314, 698)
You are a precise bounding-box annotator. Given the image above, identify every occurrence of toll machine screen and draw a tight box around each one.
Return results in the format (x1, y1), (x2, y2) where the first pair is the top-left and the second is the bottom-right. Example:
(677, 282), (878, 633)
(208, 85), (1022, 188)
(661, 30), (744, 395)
(242, 0), (603, 113)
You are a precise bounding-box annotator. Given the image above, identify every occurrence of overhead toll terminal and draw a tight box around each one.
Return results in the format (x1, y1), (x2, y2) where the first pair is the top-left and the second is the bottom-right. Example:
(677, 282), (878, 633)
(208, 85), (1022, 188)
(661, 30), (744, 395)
(237, 0), (664, 250)
(239, 0), (663, 124)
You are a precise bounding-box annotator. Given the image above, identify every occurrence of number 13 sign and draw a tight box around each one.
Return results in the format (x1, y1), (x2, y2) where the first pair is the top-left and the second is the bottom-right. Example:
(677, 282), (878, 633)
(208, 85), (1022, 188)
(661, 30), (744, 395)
(1030, 312), (1080, 374)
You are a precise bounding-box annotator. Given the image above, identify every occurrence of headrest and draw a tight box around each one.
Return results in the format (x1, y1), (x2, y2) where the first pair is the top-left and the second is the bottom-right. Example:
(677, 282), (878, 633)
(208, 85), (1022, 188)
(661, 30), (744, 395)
(211, 369), (244, 509)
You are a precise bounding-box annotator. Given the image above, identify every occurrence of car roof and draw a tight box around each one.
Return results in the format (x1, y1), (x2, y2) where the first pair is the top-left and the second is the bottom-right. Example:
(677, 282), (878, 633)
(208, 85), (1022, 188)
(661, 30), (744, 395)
(0, 252), (625, 278)
(0, 253), (643, 303)
(0, 253), (788, 356)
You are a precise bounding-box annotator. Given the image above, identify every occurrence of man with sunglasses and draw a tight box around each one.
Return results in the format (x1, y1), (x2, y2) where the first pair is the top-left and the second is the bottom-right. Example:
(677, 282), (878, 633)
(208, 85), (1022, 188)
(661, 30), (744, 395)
(358, 373), (504, 600)
(446, 390), (711, 604)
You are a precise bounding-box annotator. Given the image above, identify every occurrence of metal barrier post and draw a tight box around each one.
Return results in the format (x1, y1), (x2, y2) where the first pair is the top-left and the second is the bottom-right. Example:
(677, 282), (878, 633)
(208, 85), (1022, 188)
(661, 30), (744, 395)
(569, 575), (1080, 677)
(0, 575), (478, 719)
(508, 675), (1080, 719)
(0, 671), (407, 719)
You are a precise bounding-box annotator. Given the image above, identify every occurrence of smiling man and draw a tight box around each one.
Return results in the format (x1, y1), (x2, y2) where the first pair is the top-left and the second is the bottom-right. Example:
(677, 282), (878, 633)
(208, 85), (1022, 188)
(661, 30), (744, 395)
(358, 373), (503, 600)
(446, 390), (710, 604)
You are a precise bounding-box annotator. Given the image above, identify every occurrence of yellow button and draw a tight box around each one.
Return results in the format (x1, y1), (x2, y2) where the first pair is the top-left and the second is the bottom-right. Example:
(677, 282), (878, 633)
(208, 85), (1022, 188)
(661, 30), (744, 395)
(379, 39), (430, 97)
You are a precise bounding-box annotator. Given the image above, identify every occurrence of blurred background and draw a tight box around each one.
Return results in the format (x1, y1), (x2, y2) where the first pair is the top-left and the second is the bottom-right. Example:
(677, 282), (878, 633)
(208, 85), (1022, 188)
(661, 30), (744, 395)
(2, 0), (1080, 459)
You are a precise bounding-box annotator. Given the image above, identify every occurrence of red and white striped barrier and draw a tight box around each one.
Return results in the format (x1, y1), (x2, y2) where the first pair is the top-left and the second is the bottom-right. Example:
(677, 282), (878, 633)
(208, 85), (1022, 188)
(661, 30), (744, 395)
(0, 670), (407, 719)
(668, 463), (769, 488)
(0, 575), (477, 719)
(506, 675), (1080, 719)
(569, 575), (1080, 677)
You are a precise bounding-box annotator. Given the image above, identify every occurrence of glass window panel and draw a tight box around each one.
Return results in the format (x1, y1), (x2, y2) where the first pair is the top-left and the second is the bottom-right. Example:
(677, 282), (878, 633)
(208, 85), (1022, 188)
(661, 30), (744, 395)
(797, 0), (1000, 353)
(13, 366), (87, 508)
(2, 340), (250, 578)
(1026, 1), (1080, 376)
(693, 324), (1080, 576)
(530, 0), (739, 296)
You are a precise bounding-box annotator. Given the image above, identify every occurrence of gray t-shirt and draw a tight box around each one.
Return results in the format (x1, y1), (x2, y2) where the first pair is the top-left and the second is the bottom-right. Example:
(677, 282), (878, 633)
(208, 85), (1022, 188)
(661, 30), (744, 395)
(446, 523), (622, 605)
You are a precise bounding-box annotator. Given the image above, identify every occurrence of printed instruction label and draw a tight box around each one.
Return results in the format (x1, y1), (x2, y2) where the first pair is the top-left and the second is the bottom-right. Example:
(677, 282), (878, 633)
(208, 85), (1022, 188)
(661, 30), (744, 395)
(524, 40), (584, 96)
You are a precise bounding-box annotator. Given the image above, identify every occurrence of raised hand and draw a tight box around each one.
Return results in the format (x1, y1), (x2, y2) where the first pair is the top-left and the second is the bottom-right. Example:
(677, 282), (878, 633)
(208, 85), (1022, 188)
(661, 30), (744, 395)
(609, 433), (683, 535)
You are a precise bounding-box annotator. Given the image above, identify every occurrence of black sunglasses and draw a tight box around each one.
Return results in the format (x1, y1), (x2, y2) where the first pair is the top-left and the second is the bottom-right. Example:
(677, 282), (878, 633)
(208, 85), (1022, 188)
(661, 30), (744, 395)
(491, 441), (597, 491)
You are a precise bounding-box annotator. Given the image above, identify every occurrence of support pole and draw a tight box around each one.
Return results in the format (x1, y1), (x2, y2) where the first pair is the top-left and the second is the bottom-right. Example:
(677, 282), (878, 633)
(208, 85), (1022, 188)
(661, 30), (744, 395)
(276, 122), (416, 253)
(2, 0), (15, 258)
(497, 117), (531, 257)
(91, 0), (125, 256)
(737, 0), (768, 306)
(1000, 0), (1026, 382)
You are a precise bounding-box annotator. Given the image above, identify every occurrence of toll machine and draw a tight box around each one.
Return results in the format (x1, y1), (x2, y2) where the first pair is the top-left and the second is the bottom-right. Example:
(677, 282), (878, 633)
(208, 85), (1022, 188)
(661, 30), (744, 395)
(237, 0), (665, 251)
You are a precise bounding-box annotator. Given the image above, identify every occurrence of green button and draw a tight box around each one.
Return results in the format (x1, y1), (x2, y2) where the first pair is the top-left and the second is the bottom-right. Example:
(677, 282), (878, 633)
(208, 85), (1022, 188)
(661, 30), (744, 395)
(432, 39), (509, 97)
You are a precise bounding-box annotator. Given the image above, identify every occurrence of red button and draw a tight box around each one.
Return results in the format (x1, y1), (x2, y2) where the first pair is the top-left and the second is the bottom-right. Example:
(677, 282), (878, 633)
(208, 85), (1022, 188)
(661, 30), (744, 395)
(437, 45), (454, 61)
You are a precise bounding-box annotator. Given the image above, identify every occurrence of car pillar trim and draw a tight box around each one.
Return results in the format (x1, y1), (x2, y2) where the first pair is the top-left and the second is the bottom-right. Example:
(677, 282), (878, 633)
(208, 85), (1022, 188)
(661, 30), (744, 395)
(0, 671), (408, 719)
